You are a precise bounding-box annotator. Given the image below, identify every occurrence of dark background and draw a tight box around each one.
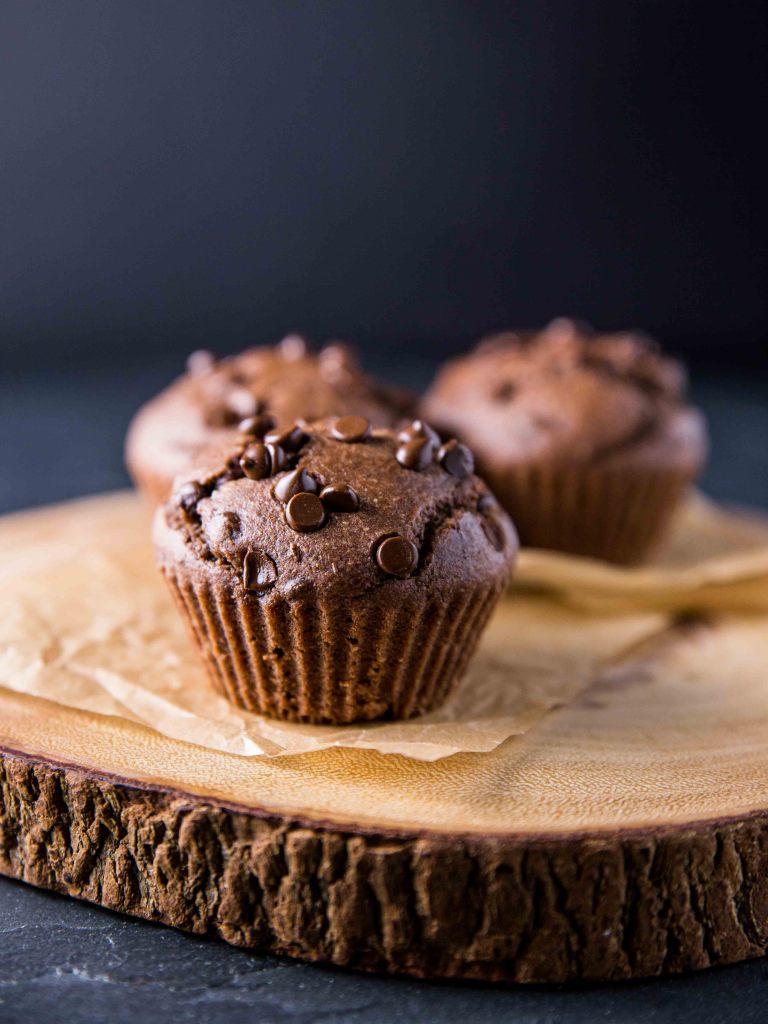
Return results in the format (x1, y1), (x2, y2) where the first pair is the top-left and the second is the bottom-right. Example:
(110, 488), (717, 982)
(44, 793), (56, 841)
(1, 0), (766, 374)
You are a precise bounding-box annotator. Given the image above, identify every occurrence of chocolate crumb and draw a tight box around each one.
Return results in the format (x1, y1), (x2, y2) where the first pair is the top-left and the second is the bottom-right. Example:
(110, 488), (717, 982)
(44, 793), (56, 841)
(208, 510), (241, 546)
(243, 548), (278, 593)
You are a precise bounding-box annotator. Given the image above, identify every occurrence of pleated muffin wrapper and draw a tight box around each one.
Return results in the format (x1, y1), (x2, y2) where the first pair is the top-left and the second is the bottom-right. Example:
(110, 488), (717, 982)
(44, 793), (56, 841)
(488, 458), (698, 566)
(162, 562), (505, 724)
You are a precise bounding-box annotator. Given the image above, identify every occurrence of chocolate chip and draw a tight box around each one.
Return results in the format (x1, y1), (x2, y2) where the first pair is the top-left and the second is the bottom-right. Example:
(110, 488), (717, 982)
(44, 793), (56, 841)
(374, 535), (419, 577)
(265, 442), (288, 473)
(532, 414), (560, 431)
(227, 388), (261, 421)
(319, 341), (356, 373)
(208, 510), (240, 546)
(240, 442), (272, 480)
(274, 467), (318, 503)
(279, 333), (309, 361)
(238, 413), (275, 437)
(206, 405), (240, 428)
(320, 484), (360, 512)
(285, 492), (327, 533)
(396, 436), (436, 471)
(243, 548), (278, 593)
(175, 480), (205, 514)
(186, 350), (216, 376)
(397, 419), (440, 446)
(264, 423), (308, 452)
(481, 516), (506, 552)
(438, 439), (474, 479)
(331, 415), (371, 443)
(492, 380), (516, 402)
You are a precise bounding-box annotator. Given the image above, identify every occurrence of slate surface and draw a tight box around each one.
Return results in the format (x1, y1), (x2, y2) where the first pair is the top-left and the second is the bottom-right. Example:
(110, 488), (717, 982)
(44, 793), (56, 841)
(1, 360), (766, 1024)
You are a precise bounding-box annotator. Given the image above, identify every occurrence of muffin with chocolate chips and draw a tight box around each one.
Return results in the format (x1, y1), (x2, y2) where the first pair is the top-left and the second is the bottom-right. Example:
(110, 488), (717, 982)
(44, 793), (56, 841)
(422, 319), (707, 564)
(154, 416), (516, 723)
(126, 334), (414, 504)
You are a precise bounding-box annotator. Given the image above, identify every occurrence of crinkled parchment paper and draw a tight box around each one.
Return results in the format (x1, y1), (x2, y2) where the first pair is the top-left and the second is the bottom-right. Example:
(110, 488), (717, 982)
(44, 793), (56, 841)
(0, 490), (764, 760)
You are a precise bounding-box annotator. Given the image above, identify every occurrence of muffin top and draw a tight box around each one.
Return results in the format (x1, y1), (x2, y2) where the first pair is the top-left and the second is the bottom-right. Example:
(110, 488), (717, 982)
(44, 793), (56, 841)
(179, 335), (414, 429)
(421, 319), (707, 468)
(126, 335), (415, 500)
(155, 416), (517, 600)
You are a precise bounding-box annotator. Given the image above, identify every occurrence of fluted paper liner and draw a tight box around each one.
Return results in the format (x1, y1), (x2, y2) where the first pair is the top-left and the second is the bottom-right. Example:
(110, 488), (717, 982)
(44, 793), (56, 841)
(163, 567), (502, 723)
(490, 459), (698, 564)
(516, 492), (768, 612)
(0, 490), (765, 760)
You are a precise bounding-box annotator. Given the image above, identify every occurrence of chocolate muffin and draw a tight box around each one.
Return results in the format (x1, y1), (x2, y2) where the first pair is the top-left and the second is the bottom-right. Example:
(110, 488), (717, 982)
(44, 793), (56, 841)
(422, 318), (707, 564)
(126, 335), (414, 504)
(154, 416), (517, 723)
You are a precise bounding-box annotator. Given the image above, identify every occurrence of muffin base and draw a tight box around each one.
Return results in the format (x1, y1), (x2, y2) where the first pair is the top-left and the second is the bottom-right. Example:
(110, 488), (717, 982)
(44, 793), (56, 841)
(486, 460), (697, 565)
(162, 567), (503, 723)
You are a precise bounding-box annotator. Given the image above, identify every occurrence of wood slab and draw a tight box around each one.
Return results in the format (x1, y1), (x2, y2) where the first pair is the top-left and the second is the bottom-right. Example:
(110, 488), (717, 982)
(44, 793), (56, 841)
(2, 493), (768, 984)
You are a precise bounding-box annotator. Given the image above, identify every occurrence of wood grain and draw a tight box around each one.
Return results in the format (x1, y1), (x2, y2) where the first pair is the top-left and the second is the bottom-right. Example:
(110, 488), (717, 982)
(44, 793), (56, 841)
(1, 493), (768, 983)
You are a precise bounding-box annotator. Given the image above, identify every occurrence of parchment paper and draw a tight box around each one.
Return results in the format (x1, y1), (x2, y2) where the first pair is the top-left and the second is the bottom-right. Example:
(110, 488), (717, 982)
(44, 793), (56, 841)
(0, 491), (764, 761)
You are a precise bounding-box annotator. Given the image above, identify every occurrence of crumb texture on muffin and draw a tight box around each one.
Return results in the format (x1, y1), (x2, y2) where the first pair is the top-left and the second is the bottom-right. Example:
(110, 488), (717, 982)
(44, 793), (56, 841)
(126, 335), (414, 504)
(420, 319), (707, 564)
(422, 318), (707, 470)
(154, 417), (516, 723)
(158, 417), (515, 599)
